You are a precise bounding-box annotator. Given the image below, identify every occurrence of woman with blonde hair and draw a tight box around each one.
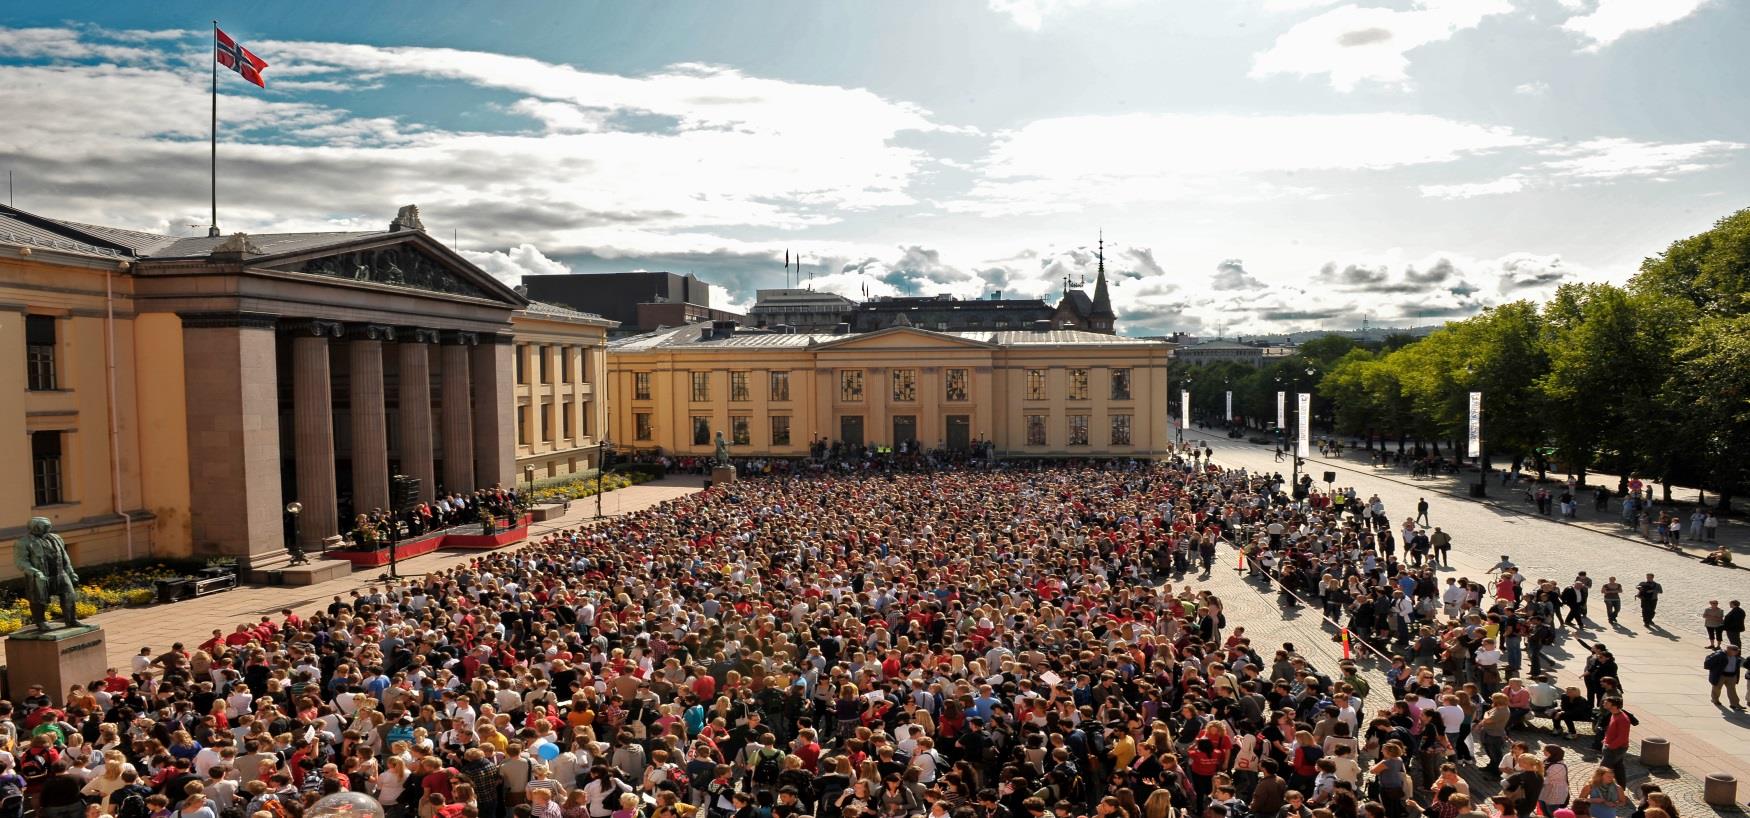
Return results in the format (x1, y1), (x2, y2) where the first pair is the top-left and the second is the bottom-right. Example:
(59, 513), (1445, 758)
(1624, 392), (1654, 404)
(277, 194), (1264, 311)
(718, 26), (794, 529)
(1141, 788), (1175, 818)
(81, 754), (131, 810)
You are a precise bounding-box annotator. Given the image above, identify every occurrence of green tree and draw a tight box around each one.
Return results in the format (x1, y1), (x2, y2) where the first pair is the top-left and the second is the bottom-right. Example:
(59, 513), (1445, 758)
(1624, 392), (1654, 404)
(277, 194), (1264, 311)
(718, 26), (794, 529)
(1633, 208), (1750, 316)
(1662, 315), (1750, 510)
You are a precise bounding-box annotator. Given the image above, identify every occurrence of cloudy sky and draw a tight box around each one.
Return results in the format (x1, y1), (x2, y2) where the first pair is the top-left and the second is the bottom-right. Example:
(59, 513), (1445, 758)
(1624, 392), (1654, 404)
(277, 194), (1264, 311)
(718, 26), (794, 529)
(2, 1), (1744, 336)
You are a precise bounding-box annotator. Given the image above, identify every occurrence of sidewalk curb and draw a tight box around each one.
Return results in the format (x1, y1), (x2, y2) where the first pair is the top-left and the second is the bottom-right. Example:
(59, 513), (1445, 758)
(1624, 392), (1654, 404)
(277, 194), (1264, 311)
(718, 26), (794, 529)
(1192, 431), (1749, 573)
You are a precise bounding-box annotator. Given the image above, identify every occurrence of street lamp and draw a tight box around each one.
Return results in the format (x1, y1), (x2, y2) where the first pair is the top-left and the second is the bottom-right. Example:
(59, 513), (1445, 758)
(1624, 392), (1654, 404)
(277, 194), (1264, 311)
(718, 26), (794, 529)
(596, 437), (615, 519)
(284, 501), (309, 565)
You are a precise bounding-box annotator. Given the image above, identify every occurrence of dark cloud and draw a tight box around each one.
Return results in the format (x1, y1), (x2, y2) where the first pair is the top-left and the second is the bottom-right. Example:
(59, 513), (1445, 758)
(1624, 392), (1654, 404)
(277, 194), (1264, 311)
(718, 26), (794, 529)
(1122, 247), (1164, 279)
(1337, 27), (1394, 47)
(1260, 307), (1354, 322)
(1211, 258), (1265, 290)
(1403, 258), (1455, 285)
(1498, 254), (1569, 291)
(1321, 261), (1391, 288)
(1399, 304), (1483, 319)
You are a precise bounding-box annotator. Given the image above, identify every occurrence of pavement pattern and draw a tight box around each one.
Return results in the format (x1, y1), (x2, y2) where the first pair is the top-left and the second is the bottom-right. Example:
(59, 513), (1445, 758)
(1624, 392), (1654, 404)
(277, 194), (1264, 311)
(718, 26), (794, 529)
(1180, 428), (1750, 814)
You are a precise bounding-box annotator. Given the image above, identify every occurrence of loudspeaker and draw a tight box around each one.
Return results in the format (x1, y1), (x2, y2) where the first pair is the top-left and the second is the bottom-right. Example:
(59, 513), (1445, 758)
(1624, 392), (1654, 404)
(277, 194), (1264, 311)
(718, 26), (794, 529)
(1323, 471), (1337, 483)
(390, 474), (421, 511)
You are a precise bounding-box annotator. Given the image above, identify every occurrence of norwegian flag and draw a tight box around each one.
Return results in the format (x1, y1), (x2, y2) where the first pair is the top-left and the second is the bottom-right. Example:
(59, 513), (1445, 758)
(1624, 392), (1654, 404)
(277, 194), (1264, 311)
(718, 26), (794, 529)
(214, 27), (268, 88)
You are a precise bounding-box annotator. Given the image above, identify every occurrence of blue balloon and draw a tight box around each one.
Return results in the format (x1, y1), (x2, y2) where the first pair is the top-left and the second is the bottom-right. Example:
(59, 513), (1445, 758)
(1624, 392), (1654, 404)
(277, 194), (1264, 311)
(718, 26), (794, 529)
(537, 742), (561, 761)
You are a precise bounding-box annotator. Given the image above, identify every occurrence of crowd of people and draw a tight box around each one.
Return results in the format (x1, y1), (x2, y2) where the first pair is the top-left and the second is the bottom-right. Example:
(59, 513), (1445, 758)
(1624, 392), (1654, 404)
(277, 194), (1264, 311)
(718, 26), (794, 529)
(346, 488), (526, 550)
(0, 452), (1718, 818)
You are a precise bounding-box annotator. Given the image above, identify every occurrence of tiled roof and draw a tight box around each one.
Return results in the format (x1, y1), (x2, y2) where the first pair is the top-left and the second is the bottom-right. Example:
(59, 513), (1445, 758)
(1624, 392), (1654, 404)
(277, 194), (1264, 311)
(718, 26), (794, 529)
(521, 299), (616, 325)
(0, 213), (129, 259)
(613, 322), (1164, 352)
(145, 231), (389, 259)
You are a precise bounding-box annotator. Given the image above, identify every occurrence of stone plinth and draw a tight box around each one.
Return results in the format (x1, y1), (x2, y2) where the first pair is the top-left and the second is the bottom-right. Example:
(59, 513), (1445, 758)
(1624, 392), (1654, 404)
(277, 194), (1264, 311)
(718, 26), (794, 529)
(6, 624), (107, 705)
(710, 466), (737, 485)
(529, 503), (567, 522)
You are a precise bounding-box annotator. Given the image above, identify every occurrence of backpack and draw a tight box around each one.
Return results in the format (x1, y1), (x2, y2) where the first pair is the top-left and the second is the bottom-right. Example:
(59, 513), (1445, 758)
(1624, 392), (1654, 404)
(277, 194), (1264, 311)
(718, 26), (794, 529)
(0, 780), (23, 818)
(754, 748), (783, 785)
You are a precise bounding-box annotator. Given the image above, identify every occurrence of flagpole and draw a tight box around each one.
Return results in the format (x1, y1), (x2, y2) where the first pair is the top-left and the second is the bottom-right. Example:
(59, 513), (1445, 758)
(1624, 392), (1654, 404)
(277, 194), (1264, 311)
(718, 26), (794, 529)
(210, 20), (219, 237)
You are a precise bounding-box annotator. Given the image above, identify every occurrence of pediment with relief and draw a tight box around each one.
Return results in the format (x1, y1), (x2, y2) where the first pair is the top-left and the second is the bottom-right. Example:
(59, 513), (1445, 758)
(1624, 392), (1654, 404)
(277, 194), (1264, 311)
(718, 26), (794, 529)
(277, 242), (494, 299)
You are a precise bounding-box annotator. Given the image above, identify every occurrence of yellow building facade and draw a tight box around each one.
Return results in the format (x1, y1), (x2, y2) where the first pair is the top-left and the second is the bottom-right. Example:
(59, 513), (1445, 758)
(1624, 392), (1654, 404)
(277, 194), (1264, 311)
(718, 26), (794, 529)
(609, 322), (1172, 458)
(1, 203), (606, 579)
(511, 302), (616, 484)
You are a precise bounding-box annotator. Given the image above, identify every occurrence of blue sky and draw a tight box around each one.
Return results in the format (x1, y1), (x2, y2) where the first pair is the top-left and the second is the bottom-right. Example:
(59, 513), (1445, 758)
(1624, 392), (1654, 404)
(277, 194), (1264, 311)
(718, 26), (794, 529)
(2, 0), (1744, 335)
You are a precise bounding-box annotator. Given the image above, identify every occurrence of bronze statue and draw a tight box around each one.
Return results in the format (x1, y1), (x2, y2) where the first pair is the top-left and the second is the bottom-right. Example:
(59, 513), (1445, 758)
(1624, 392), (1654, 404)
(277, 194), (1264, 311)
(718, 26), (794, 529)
(14, 517), (80, 629)
(713, 430), (731, 467)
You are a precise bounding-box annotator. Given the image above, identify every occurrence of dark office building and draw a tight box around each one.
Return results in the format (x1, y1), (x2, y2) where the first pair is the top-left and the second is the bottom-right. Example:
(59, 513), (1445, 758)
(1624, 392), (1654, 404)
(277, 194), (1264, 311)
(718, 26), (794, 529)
(523, 272), (740, 334)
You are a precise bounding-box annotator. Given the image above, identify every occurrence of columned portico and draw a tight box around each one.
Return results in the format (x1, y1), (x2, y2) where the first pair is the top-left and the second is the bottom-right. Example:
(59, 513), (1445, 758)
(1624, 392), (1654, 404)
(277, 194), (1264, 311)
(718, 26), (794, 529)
(290, 320), (343, 547)
(398, 329), (439, 502)
(441, 332), (477, 493)
(472, 334), (516, 489)
(180, 311), (285, 565)
(349, 324), (394, 515)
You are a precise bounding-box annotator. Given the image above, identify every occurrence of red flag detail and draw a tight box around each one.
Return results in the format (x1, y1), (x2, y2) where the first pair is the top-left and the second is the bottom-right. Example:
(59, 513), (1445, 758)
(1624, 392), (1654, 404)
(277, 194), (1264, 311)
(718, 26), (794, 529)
(215, 27), (269, 88)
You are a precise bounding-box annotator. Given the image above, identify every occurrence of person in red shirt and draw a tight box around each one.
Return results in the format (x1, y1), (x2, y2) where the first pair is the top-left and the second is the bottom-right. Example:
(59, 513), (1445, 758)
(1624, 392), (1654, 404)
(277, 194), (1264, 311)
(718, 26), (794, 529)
(224, 624), (255, 647)
(1600, 697), (1631, 783)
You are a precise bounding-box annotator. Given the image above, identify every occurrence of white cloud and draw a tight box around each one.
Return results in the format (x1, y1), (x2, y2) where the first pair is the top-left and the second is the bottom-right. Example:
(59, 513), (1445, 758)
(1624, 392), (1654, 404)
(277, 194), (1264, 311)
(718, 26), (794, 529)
(1514, 81), (1549, 95)
(0, 26), (157, 62)
(1419, 174), (1528, 199)
(1561, 0), (1713, 50)
(986, 0), (1115, 30)
(946, 112), (1536, 215)
(1540, 137), (1744, 179)
(461, 243), (571, 286)
(1262, 0), (1345, 12)
(1250, 0), (1514, 91)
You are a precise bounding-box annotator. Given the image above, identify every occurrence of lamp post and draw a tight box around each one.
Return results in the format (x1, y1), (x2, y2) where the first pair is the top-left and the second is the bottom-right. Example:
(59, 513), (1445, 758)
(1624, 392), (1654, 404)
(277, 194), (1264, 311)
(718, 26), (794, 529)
(596, 437), (615, 519)
(284, 501), (308, 565)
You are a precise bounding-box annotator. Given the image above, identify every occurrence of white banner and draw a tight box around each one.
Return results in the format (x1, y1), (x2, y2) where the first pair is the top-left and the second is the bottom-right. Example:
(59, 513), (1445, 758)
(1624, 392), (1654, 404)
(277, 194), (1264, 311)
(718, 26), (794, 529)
(1225, 391), (1233, 422)
(1468, 391), (1482, 458)
(1297, 392), (1310, 458)
(1277, 391), (1285, 431)
(1181, 390), (1190, 430)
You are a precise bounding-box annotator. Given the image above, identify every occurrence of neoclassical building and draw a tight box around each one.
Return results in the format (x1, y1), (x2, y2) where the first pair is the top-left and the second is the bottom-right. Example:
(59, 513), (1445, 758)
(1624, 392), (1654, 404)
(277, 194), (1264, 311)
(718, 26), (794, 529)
(0, 203), (605, 578)
(609, 321), (1171, 458)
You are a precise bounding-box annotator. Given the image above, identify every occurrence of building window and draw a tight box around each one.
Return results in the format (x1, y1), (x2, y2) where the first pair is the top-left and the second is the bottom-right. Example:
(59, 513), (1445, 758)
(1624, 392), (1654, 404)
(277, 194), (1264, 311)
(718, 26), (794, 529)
(692, 416), (711, 446)
(1025, 369), (1047, 400)
(635, 412), (653, 441)
(690, 372), (710, 402)
(771, 415), (791, 446)
(891, 368), (917, 402)
(634, 372), (652, 400)
(945, 368), (969, 402)
(729, 371), (750, 402)
(1025, 414), (1047, 446)
(936, 322), (948, 331)
(542, 404), (554, 442)
(1068, 414), (1090, 446)
(26, 315), (57, 391)
(770, 370), (790, 402)
(1068, 368), (1089, 400)
(1110, 414), (1133, 446)
(840, 370), (864, 402)
(731, 416), (751, 445)
(562, 401), (574, 439)
(515, 345), (527, 384)
(31, 431), (64, 506)
(560, 348), (572, 383)
(539, 346), (551, 383)
(518, 406), (530, 445)
(1111, 368), (1132, 401)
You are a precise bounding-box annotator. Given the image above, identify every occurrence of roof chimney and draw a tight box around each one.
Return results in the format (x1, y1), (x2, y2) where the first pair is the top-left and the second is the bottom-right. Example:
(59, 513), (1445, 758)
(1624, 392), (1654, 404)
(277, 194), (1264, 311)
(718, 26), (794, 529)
(834, 322), (850, 335)
(711, 319), (738, 339)
(1031, 319), (1053, 332)
(389, 204), (426, 232)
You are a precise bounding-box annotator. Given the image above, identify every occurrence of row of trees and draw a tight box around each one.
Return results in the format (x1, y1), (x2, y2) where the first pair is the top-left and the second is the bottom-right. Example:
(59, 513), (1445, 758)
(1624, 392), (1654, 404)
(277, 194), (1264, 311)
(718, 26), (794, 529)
(1171, 207), (1750, 510)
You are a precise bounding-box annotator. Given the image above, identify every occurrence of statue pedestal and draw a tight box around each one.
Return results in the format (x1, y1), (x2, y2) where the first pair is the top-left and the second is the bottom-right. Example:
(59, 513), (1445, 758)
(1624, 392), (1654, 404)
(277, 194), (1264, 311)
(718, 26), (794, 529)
(710, 465), (737, 486)
(5, 624), (106, 705)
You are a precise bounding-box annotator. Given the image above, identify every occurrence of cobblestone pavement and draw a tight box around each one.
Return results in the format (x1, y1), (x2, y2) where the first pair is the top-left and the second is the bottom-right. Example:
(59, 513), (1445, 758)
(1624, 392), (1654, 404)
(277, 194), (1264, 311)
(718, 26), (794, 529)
(1182, 429), (1750, 813)
(86, 475), (708, 670)
(1299, 434), (1749, 564)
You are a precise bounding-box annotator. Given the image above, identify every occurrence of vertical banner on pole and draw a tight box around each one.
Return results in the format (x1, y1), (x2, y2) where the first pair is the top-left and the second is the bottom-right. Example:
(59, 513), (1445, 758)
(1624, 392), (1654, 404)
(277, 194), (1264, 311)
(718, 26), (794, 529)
(1296, 393), (1310, 458)
(1180, 390), (1190, 430)
(1468, 391), (1482, 458)
(1277, 391), (1285, 432)
(1225, 391), (1233, 422)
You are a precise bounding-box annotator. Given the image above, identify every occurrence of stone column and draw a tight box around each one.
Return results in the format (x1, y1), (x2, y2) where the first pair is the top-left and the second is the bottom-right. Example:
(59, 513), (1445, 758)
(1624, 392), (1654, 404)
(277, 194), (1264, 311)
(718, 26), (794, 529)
(180, 312), (283, 566)
(440, 332), (477, 493)
(471, 334), (517, 489)
(290, 320), (343, 546)
(349, 324), (394, 514)
(398, 329), (439, 503)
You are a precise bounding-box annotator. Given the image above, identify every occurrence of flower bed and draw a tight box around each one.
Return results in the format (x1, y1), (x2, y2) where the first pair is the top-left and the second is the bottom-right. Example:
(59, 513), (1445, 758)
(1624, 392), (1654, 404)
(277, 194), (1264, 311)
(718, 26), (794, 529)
(526, 470), (654, 505)
(0, 562), (187, 635)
